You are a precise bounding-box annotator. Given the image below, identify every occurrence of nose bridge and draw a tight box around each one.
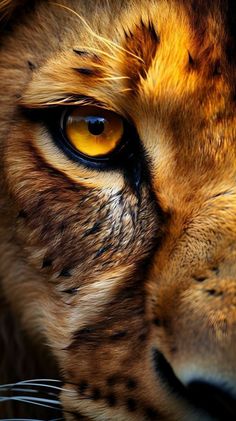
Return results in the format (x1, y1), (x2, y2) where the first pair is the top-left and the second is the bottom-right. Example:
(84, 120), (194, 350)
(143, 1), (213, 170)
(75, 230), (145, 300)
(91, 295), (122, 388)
(149, 186), (236, 313)
(152, 174), (236, 274)
(148, 191), (236, 392)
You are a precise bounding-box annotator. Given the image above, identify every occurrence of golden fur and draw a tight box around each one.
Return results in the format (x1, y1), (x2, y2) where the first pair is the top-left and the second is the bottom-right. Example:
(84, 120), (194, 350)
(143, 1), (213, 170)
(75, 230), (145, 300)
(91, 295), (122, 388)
(0, 0), (236, 419)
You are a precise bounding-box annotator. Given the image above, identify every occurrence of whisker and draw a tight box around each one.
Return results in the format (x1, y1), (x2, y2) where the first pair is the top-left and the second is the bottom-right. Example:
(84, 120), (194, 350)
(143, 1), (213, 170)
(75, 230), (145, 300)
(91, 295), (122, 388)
(0, 387), (59, 399)
(0, 396), (61, 405)
(50, 419), (64, 421)
(51, 2), (144, 62)
(0, 387), (38, 393)
(0, 379), (62, 389)
(0, 419), (48, 421)
(16, 379), (62, 383)
(0, 395), (62, 412)
(119, 88), (133, 93)
(96, 76), (130, 81)
(5, 381), (71, 393)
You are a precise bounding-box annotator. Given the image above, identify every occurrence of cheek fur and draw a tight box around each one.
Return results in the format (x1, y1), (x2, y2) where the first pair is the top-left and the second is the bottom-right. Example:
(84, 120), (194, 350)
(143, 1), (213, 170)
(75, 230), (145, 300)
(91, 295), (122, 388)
(5, 126), (161, 285)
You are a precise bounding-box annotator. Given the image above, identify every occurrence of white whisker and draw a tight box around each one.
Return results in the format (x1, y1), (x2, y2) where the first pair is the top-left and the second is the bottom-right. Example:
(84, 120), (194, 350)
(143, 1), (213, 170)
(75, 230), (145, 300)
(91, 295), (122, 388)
(0, 396), (61, 405)
(7, 381), (70, 393)
(5, 400), (60, 410)
(0, 387), (59, 399)
(96, 76), (130, 81)
(0, 379), (62, 389)
(0, 387), (38, 393)
(51, 2), (144, 62)
(16, 379), (62, 383)
(0, 395), (62, 411)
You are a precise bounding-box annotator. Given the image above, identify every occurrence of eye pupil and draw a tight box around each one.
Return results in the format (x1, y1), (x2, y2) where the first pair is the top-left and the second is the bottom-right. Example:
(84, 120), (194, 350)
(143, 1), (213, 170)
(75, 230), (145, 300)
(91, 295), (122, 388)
(88, 117), (105, 136)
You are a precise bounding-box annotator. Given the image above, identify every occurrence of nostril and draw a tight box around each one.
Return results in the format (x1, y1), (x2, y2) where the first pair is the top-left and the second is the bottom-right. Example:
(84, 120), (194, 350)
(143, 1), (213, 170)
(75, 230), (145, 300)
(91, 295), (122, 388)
(188, 381), (236, 420)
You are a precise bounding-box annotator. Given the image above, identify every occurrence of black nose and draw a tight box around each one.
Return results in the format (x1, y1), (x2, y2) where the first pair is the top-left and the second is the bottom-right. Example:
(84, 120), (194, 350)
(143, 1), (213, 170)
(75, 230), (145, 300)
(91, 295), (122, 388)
(187, 381), (236, 421)
(153, 349), (236, 420)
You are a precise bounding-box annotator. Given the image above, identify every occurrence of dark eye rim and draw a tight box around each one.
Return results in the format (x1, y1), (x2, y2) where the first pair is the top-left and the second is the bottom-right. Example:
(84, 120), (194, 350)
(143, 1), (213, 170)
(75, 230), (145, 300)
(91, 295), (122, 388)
(60, 107), (127, 163)
(21, 104), (141, 171)
(53, 106), (137, 170)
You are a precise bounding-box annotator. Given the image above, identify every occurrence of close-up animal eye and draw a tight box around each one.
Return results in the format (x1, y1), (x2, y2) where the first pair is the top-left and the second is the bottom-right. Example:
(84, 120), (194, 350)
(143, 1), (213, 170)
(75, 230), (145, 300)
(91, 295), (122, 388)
(63, 106), (124, 159)
(1, 0), (236, 420)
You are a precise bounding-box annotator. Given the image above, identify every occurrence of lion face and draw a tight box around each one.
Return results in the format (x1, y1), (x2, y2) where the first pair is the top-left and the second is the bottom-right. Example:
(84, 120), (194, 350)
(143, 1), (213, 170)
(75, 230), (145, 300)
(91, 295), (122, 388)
(0, 0), (236, 419)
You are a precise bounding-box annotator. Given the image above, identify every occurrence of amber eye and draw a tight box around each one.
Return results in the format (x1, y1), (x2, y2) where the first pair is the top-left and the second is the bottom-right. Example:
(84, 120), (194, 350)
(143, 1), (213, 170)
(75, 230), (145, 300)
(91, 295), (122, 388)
(64, 106), (124, 158)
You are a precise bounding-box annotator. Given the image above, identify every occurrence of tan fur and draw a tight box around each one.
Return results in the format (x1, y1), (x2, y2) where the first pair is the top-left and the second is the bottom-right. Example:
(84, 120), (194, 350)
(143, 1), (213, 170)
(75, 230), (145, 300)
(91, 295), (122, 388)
(0, 0), (236, 419)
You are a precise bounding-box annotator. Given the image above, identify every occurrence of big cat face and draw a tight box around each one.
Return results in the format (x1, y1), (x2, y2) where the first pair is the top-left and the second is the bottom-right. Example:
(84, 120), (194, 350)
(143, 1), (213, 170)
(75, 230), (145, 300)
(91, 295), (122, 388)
(0, 1), (236, 420)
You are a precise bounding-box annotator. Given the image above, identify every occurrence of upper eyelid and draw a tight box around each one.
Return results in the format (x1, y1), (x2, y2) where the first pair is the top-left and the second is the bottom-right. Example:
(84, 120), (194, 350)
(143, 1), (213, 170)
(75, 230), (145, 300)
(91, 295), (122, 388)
(19, 94), (114, 112)
(20, 99), (132, 130)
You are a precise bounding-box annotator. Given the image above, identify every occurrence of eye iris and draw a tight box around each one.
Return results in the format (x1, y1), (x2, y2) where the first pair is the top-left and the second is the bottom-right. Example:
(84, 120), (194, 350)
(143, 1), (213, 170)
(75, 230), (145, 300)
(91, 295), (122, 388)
(88, 118), (105, 136)
(65, 106), (124, 158)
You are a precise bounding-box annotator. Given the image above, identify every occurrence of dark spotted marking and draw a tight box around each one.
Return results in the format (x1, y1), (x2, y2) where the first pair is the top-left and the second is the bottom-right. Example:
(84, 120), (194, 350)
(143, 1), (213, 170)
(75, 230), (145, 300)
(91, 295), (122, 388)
(27, 60), (36, 71)
(193, 275), (207, 282)
(60, 221), (66, 233)
(18, 209), (27, 218)
(73, 67), (97, 76)
(126, 397), (137, 412)
(106, 393), (117, 407)
(212, 266), (219, 275)
(109, 330), (128, 341)
(153, 318), (162, 327)
(91, 387), (101, 401)
(68, 325), (99, 349)
(138, 324), (149, 341)
(187, 51), (197, 69)
(59, 267), (72, 277)
(188, 51), (194, 65)
(212, 60), (222, 76)
(107, 375), (118, 387)
(206, 289), (223, 297)
(63, 287), (78, 295)
(145, 406), (160, 420)
(139, 332), (147, 341)
(94, 244), (112, 258)
(73, 49), (100, 62)
(106, 375), (137, 390)
(126, 378), (137, 390)
(83, 222), (101, 237)
(42, 257), (52, 269)
(73, 49), (90, 57)
(75, 327), (95, 337)
(170, 346), (178, 354)
(78, 380), (89, 395)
